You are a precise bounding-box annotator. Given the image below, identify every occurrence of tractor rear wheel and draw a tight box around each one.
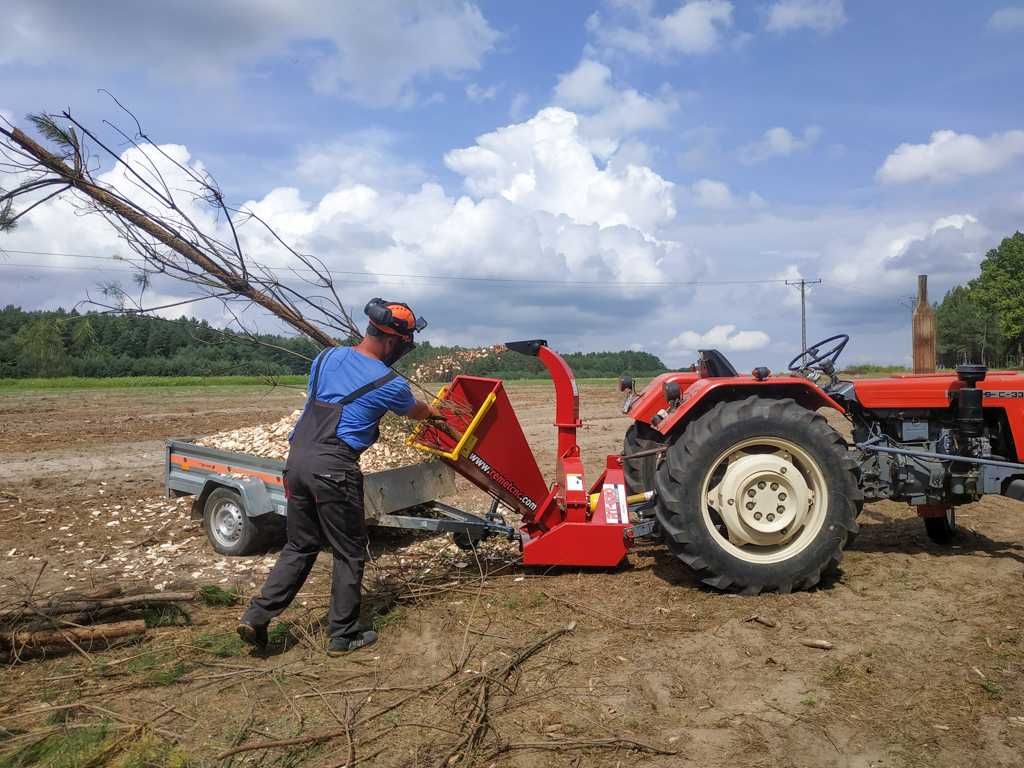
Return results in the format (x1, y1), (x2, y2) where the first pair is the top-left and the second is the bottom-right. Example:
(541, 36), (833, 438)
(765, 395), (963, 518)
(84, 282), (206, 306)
(655, 396), (861, 594)
(623, 422), (662, 495)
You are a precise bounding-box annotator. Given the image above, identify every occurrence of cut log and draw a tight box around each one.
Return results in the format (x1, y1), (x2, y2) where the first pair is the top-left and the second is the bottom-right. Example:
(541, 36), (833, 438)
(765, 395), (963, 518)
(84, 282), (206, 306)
(2, 620), (146, 650)
(0, 591), (194, 623)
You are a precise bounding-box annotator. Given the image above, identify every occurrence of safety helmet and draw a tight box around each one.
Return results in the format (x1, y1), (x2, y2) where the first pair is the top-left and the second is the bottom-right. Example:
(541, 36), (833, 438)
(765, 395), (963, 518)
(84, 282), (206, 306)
(364, 298), (427, 341)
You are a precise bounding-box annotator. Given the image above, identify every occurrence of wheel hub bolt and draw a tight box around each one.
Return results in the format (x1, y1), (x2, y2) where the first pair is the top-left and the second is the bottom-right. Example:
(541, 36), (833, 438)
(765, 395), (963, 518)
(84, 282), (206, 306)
(770, 482), (779, 490)
(767, 513), (775, 522)
(778, 492), (787, 501)
(746, 501), (756, 510)
(747, 489), (756, 498)
(757, 481), (766, 489)
(780, 467), (787, 474)
(776, 505), (786, 514)
(753, 512), (762, 520)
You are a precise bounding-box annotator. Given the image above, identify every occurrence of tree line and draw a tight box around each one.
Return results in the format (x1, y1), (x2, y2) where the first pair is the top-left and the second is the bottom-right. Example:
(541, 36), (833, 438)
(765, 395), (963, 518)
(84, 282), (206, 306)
(936, 231), (1024, 369)
(0, 305), (668, 380)
(0, 306), (320, 378)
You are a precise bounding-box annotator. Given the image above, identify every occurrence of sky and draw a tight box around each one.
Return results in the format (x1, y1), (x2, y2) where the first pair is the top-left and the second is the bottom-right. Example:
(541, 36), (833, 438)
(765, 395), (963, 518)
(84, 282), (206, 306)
(1, 0), (1023, 369)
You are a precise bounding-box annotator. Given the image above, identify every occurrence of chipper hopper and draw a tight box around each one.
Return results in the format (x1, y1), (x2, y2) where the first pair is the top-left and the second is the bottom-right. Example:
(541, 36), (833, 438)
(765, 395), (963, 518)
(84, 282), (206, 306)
(409, 340), (654, 568)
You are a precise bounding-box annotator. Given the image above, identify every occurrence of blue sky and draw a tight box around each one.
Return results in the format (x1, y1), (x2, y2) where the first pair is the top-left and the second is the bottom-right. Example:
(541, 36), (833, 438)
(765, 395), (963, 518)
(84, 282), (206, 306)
(2, 0), (1023, 369)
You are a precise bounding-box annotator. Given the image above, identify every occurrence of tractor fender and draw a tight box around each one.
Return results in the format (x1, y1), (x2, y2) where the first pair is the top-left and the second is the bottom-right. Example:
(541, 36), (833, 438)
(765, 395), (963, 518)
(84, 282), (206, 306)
(190, 475), (282, 520)
(650, 376), (844, 438)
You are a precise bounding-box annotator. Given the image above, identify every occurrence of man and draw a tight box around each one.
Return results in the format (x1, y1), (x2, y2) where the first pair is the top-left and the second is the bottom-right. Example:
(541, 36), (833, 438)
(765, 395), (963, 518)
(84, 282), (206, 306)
(237, 298), (438, 655)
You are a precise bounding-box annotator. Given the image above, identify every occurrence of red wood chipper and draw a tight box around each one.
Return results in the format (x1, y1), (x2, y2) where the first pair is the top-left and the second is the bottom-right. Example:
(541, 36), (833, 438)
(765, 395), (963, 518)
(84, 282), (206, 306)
(409, 339), (654, 568)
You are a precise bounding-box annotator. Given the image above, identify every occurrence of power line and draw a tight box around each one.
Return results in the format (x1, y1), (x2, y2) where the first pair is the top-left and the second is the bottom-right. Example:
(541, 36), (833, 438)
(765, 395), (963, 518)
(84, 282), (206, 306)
(0, 248), (803, 288)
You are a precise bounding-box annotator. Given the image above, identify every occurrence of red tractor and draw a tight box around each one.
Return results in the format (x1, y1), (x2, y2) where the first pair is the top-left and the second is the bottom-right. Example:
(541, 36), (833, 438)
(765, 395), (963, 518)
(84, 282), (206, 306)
(622, 334), (1024, 593)
(411, 337), (1024, 594)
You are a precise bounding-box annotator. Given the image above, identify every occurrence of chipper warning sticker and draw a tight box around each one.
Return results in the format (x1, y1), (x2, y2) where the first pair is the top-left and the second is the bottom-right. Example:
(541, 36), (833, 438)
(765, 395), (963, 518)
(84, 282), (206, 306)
(602, 483), (629, 525)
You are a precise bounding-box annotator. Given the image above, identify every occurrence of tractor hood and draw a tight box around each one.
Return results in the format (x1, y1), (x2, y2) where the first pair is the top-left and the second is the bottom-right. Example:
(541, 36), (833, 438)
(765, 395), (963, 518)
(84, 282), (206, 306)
(852, 370), (1024, 409)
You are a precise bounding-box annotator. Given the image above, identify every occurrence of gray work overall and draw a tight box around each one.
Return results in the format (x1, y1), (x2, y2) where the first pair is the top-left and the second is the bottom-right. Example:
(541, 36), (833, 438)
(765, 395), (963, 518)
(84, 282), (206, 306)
(243, 348), (396, 641)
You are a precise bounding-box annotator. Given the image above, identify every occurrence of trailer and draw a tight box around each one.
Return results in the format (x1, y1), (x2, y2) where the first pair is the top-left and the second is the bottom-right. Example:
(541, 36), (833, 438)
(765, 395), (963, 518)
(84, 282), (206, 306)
(165, 439), (515, 556)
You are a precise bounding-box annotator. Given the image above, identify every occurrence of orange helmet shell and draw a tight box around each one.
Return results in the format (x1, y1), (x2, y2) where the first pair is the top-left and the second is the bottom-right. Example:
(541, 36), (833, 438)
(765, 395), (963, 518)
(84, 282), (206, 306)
(369, 302), (417, 339)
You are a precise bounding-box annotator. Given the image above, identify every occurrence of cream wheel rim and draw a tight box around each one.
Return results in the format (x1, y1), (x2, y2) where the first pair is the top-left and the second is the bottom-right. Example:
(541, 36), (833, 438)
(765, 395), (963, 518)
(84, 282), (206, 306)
(702, 436), (828, 564)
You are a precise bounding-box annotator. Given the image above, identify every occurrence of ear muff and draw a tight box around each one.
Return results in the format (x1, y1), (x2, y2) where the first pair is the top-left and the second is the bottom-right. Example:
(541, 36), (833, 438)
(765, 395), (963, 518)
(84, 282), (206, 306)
(364, 298), (426, 338)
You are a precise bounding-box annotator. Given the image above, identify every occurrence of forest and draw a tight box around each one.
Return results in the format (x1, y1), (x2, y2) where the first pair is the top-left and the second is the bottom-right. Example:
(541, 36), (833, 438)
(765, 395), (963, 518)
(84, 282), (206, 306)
(0, 306), (668, 380)
(936, 231), (1024, 368)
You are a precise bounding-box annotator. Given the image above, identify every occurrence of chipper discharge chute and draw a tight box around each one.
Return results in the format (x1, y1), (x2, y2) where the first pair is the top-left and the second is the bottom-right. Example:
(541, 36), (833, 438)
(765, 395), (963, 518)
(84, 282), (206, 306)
(409, 340), (653, 567)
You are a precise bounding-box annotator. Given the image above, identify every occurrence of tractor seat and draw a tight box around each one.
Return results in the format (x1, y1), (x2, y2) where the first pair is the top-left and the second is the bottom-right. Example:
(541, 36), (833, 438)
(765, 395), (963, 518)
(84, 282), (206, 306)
(698, 349), (739, 378)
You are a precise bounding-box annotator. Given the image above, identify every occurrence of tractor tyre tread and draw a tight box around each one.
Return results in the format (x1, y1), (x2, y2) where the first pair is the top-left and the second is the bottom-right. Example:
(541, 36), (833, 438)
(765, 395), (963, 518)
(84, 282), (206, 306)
(655, 396), (859, 594)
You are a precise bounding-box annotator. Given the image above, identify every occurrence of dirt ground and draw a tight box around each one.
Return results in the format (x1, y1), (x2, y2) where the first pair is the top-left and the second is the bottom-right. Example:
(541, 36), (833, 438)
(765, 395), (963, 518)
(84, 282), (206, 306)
(1, 381), (1023, 767)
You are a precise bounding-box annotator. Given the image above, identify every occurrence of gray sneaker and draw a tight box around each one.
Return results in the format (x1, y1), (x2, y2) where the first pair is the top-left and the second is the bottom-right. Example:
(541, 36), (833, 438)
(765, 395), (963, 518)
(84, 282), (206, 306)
(327, 629), (378, 656)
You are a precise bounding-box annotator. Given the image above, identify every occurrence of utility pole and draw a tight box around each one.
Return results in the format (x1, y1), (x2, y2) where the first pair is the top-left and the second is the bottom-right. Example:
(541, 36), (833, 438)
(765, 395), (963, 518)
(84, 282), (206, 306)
(786, 278), (822, 355)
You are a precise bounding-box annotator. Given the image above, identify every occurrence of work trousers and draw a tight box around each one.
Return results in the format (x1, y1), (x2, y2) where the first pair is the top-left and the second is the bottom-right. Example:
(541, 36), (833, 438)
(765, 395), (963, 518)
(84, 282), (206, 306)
(243, 449), (367, 641)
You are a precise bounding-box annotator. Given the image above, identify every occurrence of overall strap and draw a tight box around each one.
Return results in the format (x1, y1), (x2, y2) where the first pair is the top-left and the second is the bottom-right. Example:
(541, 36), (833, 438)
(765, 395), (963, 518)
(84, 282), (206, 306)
(309, 347), (337, 400)
(339, 370), (398, 405)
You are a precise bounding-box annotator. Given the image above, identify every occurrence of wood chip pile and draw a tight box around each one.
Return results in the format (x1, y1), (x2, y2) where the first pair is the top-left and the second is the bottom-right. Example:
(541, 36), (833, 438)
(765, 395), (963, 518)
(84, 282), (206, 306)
(195, 410), (424, 472)
(411, 345), (506, 382)
(24, 491), (517, 597)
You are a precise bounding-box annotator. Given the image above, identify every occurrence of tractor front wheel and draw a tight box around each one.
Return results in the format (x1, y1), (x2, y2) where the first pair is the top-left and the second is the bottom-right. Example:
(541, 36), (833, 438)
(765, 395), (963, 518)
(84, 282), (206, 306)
(924, 508), (956, 544)
(623, 422), (662, 495)
(655, 396), (861, 594)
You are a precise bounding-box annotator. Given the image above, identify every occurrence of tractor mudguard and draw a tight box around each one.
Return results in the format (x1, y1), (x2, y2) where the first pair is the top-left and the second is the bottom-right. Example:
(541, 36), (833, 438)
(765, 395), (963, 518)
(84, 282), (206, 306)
(627, 371), (700, 424)
(641, 376), (845, 437)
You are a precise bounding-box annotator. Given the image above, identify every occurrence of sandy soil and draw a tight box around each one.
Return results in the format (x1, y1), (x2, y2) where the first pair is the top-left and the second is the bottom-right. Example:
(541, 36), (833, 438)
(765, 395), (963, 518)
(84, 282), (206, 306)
(1, 381), (1023, 767)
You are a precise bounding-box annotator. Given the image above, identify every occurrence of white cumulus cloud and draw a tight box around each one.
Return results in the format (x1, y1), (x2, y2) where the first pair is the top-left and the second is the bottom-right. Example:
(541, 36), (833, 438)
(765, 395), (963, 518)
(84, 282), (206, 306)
(826, 213), (988, 298)
(766, 0), (847, 34)
(588, 0), (735, 58)
(988, 7), (1024, 30)
(444, 107), (676, 232)
(669, 324), (771, 352)
(690, 179), (735, 209)
(739, 125), (821, 164)
(552, 59), (678, 157)
(876, 129), (1024, 184)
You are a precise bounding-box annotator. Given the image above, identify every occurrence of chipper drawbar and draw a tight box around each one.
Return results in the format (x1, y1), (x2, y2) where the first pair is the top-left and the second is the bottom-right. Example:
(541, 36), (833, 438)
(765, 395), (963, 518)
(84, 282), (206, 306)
(409, 339), (655, 568)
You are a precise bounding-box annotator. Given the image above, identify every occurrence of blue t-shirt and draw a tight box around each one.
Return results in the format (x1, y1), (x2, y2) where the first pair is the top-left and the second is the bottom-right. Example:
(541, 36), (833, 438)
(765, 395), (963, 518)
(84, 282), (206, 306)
(301, 347), (415, 451)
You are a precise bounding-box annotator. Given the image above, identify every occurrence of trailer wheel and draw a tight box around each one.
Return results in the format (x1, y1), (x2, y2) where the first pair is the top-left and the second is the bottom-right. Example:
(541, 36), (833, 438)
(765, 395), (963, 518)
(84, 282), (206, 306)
(655, 396), (860, 594)
(623, 422), (662, 495)
(204, 488), (263, 556)
(924, 509), (956, 544)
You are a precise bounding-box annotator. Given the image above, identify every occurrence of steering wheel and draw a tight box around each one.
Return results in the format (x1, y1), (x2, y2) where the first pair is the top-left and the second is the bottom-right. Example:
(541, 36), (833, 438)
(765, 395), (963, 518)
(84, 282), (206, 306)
(787, 334), (849, 374)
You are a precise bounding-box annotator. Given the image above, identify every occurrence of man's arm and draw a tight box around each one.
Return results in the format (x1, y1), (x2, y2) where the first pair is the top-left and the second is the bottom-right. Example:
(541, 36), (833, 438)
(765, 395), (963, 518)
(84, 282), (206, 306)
(406, 399), (442, 421)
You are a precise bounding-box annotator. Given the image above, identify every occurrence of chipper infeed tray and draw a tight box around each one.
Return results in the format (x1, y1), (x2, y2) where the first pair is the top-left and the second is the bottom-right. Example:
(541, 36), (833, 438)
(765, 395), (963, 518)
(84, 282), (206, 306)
(409, 340), (653, 567)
